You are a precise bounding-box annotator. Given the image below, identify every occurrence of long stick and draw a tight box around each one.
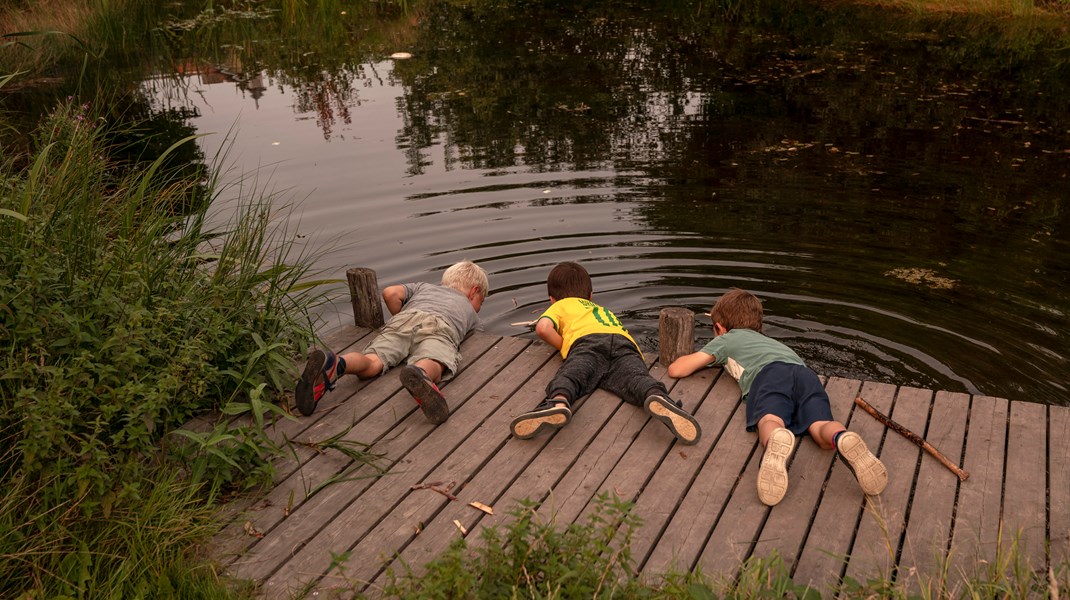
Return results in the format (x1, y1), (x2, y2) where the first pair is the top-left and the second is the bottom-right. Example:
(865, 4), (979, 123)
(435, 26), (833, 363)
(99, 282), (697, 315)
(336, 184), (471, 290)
(854, 396), (969, 482)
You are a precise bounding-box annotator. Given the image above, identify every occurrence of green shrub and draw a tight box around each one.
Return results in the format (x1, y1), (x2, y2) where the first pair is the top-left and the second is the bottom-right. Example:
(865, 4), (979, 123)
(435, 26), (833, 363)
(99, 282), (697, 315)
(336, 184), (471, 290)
(0, 97), (335, 596)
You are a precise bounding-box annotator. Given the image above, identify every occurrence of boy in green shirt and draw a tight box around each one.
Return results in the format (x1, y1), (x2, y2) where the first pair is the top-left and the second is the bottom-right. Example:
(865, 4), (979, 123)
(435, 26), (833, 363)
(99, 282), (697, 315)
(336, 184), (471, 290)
(668, 288), (887, 506)
(510, 262), (700, 445)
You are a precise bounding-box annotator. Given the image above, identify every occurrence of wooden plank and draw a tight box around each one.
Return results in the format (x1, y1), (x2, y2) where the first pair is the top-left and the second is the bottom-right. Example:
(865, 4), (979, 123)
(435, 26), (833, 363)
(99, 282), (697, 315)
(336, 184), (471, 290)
(569, 363), (692, 524)
(791, 378), (873, 590)
(1000, 399), (1047, 571)
(1051, 404), (1070, 566)
(531, 356), (660, 526)
(898, 390), (968, 595)
(724, 377), (855, 589)
(841, 385), (930, 587)
(947, 394), (1009, 580)
(212, 333), (499, 565)
(321, 341), (557, 592)
(234, 335), (525, 594)
(642, 375), (749, 574)
(751, 380), (894, 581)
(462, 362), (637, 540)
(627, 368), (731, 573)
(365, 345), (561, 588)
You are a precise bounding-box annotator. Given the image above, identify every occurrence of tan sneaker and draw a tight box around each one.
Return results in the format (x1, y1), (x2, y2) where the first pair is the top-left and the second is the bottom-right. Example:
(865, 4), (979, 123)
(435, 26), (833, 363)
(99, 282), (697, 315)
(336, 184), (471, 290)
(757, 427), (795, 506)
(644, 394), (701, 445)
(836, 431), (888, 496)
(510, 399), (572, 440)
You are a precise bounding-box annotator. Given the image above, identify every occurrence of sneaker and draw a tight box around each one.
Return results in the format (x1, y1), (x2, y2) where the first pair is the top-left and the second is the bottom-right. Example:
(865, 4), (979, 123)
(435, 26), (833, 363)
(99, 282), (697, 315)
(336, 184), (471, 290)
(757, 427), (795, 506)
(400, 365), (449, 425)
(295, 349), (343, 416)
(510, 399), (572, 440)
(836, 431), (888, 496)
(644, 395), (701, 445)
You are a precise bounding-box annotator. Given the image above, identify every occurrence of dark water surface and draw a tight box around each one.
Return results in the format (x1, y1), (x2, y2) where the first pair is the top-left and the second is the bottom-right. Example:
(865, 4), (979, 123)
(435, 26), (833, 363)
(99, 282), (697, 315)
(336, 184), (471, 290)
(142, 2), (1068, 405)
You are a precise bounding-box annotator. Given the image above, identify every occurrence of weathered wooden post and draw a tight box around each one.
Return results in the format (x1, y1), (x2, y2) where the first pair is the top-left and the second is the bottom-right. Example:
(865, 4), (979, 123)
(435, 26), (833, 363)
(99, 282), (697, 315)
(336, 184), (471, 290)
(347, 267), (384, 329)
(658, 307), (695, 366)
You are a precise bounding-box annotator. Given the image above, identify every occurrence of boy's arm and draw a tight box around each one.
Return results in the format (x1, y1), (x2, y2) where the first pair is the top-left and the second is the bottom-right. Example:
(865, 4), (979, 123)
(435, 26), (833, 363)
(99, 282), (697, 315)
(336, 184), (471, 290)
(382, 285), (408, 315)
(667, 351), (716, 379)
(534, 317), (563, 350)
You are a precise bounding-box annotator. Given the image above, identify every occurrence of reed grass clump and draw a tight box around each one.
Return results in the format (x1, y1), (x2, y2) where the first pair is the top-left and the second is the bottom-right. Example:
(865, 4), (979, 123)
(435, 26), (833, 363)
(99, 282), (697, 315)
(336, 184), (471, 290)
(0, 94), (335, 596)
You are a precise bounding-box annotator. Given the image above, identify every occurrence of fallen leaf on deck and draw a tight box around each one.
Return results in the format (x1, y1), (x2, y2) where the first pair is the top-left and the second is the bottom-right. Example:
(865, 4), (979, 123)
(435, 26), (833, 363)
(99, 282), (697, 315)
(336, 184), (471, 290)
(469, 501), (494, 515)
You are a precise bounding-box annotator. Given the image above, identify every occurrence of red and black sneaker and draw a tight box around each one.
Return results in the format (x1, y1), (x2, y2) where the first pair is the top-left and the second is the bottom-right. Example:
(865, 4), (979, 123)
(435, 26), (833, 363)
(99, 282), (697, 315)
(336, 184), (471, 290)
(400, 365), (449, 424)
(294, 349), (343, 416)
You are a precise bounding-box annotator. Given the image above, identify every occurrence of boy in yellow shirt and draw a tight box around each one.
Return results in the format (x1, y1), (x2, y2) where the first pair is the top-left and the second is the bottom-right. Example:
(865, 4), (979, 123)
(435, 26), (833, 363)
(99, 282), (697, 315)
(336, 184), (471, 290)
(510, 262), (700, 445)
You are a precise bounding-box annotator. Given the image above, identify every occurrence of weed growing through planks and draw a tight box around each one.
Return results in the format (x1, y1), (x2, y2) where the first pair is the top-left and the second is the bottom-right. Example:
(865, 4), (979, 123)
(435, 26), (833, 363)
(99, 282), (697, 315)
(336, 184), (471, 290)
(375, 492), (647, 599)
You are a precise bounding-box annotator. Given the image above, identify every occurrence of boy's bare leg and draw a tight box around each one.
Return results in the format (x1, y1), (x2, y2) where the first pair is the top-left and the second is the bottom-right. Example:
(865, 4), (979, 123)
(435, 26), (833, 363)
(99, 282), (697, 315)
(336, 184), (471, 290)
(340, 351), (385, 379)
(808, 419), (845, 450)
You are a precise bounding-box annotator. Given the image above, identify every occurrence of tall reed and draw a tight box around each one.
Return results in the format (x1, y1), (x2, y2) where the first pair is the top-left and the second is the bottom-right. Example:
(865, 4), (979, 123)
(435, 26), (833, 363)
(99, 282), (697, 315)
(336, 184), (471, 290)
(0, 91), (337, 596)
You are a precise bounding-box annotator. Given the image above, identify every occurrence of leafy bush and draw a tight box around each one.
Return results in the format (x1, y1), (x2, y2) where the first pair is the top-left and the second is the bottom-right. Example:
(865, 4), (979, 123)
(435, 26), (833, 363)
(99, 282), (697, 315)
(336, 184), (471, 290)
(0, 97), (334, 596)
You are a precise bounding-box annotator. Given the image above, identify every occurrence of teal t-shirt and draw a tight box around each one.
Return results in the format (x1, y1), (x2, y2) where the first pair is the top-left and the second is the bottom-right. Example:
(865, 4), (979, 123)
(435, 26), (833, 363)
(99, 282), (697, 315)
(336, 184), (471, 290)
(700, 328), (805, 397)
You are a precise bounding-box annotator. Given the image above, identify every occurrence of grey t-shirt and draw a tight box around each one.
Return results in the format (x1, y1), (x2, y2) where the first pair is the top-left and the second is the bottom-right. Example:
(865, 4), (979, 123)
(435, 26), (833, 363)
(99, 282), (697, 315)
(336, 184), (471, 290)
(399, 282), (481, 341)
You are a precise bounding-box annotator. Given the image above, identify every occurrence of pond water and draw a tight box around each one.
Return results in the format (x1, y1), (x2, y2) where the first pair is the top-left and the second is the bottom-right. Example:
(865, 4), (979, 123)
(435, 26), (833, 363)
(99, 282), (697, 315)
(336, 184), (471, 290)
(140, 2), (1067, 405)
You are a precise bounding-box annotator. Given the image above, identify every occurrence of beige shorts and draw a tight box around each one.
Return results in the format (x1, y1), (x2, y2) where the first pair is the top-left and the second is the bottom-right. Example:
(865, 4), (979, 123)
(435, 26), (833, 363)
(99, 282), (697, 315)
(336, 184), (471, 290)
(364, 311), (462, 380)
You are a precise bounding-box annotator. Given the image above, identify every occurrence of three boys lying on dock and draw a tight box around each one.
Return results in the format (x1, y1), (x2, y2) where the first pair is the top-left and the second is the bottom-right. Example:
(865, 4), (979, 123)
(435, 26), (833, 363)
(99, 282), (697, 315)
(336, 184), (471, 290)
(294, 260), (488, 424)
(509, 261), (702, 446)
(668, 289), (888, 506)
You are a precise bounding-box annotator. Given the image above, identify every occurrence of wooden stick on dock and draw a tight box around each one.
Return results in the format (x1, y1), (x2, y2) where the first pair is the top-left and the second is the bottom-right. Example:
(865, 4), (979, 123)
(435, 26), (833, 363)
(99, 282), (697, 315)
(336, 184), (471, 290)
(854, 396), (969, 482)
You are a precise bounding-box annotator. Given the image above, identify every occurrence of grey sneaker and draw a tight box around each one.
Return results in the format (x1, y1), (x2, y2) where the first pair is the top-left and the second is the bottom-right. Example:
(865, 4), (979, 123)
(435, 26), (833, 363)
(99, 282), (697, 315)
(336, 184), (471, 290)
(836, 431), (888, 496)
(644, 394), (701, 445)
(757, 427), (795, 506)
(510, 399), (572, 440)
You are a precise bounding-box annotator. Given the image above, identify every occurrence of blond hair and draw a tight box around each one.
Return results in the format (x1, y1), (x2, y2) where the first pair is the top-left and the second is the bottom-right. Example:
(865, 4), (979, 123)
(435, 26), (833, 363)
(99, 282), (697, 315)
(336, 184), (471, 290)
(441, 261), (489, 297)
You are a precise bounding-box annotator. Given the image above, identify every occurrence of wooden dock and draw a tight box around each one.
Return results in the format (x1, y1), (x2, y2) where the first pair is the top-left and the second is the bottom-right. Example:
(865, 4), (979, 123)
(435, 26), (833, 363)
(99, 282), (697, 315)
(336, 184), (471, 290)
(209, 325), (1069, 598)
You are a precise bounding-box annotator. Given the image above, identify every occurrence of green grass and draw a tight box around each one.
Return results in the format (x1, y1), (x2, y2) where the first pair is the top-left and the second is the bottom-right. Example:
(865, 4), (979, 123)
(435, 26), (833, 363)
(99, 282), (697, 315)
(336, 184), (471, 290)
(364, 494), (1067, 599)
(0, 87), (343, 596)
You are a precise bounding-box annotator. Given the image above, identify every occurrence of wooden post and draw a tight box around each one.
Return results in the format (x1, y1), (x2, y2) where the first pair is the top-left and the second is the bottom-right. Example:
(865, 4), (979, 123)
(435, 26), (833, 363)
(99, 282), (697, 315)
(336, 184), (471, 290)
(347, 267), (384, 329)
(658, 307), (694, 366)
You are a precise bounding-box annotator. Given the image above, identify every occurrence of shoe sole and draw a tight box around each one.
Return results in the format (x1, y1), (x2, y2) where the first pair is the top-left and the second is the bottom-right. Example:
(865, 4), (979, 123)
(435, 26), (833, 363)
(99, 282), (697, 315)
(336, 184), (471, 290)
(757, 427), (795, 506)
(644, 395), (701, 445)
(510, 407), (571, 439)
(295, 349), (326, 416)
(838, 431), (888, 496)
(400, 366), (450, 425)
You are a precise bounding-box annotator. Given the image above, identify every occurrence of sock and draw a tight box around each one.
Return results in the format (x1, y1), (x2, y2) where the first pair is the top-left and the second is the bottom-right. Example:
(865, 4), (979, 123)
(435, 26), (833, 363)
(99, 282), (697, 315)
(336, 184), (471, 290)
(335, 355), (346, 375)
(832, 429), (847, 450)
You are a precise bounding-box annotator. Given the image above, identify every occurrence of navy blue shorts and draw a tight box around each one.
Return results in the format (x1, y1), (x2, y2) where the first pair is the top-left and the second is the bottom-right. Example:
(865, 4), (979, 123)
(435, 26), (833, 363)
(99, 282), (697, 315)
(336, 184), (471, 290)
(744, 362), (834, 436)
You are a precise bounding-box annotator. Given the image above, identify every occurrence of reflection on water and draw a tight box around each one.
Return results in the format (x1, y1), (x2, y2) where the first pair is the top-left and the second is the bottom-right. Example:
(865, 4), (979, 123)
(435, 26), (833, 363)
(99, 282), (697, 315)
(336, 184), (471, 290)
(146, 1), (1068, 405)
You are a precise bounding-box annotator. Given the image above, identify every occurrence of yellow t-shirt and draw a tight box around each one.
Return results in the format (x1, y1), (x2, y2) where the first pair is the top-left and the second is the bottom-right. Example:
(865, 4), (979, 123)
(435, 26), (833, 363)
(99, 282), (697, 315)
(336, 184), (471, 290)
(539, 297), (640, 358)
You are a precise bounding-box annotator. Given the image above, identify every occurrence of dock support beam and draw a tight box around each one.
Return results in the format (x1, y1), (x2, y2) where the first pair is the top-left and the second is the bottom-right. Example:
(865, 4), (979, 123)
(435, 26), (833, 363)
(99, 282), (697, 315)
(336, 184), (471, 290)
(347, 267), (384, 329)
(658, 307), (694, 366)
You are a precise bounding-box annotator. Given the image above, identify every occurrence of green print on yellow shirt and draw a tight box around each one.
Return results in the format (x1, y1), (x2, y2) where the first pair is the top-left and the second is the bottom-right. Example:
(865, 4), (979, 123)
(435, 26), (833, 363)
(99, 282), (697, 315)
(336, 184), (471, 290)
(540, 297), (639, 358)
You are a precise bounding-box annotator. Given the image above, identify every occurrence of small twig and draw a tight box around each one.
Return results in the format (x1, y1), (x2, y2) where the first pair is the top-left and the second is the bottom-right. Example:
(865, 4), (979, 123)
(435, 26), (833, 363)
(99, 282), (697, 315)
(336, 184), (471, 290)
(412, 480), (458, 501)
(854, 396), (969, 481)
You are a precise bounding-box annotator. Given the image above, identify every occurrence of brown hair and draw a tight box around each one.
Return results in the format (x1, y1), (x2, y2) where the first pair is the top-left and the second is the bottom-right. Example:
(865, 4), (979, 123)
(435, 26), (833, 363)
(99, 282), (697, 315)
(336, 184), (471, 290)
(711, 288), (764, 333)
(546, 261), (593, 301)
